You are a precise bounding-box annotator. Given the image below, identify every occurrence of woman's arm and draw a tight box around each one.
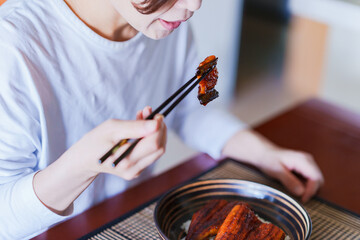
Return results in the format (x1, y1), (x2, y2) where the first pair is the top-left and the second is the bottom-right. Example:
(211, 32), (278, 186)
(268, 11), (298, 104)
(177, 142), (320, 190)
(34, 109), (166, 214)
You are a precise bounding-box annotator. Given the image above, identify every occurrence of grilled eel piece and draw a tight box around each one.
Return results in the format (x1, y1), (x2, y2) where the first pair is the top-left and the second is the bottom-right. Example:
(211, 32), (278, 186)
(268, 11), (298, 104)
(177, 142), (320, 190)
(214, 203), (261, 240)
(196, 55), (219, 106)
(246, 222), (286, 240)
(196, 55), (218, 77)
(186, 200), (238, 240)
(215, 203), (286, 240)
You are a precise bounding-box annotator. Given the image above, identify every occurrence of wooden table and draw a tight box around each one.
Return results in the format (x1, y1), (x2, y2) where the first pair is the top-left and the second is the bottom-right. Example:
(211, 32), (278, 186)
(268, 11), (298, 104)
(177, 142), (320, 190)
(33, 98), (360, 239)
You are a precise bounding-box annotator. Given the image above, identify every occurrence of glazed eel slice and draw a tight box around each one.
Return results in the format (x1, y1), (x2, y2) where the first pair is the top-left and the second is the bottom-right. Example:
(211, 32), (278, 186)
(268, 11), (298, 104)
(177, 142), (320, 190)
(186, 200), (237, 240)
(215, 203), (286, 240)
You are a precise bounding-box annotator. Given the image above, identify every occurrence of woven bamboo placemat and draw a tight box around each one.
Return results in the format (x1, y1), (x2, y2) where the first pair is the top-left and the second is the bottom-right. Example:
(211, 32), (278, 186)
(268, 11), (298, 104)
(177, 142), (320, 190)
(80, 160), (360, 240)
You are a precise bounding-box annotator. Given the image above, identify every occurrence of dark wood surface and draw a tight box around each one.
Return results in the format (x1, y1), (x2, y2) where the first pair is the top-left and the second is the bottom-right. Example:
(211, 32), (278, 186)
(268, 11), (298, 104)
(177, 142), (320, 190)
(33, 98), (360, 239)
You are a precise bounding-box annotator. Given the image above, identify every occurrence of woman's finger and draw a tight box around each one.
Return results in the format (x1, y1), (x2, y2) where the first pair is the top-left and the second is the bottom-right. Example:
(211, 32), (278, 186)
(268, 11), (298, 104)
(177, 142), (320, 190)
(136, 106), (152, 120)
(99, 137), (164, 179)
(136, 110), (143, 120)
(101, 118), (160, 143)
(105, 114), (166, 169)
(142, 106), (152, 119)
(120, 116), (166, 169)
(281, 151), (323, 182)
(280, 151), (324, 201)
(99, 140), (133, 169)
(275, 166), (305, 197)
(302, 179), (320, 202)
(121, 148), (165, 180)
(93, 114), (165, 179)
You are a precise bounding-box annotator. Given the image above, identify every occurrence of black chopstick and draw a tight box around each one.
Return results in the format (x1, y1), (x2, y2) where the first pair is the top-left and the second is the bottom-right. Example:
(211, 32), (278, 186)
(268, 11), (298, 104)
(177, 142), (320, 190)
(99, 58), (216, 166)
(111, 67), (213, 167)
(98, 75), (197, 164)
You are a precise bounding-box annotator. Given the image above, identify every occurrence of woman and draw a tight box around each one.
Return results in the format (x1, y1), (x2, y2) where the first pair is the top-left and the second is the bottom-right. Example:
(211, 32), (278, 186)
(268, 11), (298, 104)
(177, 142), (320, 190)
(0, 0), (323, 239)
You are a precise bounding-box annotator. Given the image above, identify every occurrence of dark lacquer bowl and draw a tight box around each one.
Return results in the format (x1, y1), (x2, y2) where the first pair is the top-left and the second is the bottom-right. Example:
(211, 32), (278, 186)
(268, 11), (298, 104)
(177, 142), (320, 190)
(154, 179), (311, 240)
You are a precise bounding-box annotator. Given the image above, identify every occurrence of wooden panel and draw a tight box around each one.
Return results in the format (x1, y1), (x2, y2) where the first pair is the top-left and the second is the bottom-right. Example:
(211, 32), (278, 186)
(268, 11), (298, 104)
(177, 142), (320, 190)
(283, 17), (328, 99)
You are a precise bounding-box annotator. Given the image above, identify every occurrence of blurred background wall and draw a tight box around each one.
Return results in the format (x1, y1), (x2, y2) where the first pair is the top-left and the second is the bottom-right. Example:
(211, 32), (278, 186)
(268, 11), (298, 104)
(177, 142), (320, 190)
(231, 0), (360, 125)
(290, 0), (360, 115)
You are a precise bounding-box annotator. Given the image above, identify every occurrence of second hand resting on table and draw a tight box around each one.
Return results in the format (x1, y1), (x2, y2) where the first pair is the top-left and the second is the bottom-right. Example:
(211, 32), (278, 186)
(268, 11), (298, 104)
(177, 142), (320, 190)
(222, 130), (324, 203)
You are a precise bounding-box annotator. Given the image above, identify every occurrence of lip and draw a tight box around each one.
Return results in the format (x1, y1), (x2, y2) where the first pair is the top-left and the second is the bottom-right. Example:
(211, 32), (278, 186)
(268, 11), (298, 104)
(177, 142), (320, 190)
(159, 19), (183, 31)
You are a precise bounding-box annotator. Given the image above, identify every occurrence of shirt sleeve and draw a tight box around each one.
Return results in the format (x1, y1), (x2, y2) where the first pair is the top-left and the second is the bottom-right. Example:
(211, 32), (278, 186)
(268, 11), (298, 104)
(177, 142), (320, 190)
(0, 42), (66, 240)
(171, 24), (248, 159)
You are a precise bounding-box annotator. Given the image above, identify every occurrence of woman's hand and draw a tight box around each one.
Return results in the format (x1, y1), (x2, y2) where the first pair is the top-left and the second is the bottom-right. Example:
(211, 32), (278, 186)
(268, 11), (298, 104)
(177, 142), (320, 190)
(33, 106), (167, 213)
(254, 148), (324, 202)
(81, 106), (167, 180)
(222, 129), (324, 203)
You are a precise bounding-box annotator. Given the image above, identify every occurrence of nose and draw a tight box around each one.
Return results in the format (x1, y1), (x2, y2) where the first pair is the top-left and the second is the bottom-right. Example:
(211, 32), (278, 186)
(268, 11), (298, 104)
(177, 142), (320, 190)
(176, 0), (202, 12)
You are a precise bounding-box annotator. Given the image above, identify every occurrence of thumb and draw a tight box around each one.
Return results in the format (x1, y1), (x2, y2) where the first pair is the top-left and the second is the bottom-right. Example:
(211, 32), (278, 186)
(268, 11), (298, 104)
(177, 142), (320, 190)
(106, 119), (160, 140)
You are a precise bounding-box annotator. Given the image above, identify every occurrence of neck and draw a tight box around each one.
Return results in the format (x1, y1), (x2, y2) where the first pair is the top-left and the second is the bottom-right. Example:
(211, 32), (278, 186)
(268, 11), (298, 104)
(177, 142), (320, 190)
(64, 0), (138, 41)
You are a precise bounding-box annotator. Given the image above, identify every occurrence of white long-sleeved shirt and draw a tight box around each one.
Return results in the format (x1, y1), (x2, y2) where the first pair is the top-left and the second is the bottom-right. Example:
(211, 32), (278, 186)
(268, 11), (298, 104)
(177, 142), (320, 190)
(0, 0), (245, 239)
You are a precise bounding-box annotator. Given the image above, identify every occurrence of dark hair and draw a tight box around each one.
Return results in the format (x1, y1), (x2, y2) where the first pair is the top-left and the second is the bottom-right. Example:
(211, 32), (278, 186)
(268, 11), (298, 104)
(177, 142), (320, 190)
(132, 0), (177, 14)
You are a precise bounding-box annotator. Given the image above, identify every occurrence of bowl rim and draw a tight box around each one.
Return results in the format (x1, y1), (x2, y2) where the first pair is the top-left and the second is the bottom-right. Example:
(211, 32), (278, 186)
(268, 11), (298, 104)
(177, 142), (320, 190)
(154, 178), (312, 240)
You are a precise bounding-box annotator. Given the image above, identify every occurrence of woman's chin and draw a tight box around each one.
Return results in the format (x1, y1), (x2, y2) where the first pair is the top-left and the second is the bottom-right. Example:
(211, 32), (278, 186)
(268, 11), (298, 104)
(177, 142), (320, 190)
(144, 29), (174, 40)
